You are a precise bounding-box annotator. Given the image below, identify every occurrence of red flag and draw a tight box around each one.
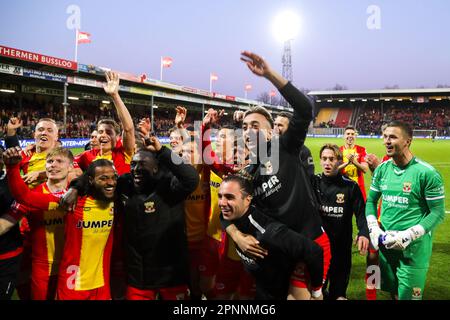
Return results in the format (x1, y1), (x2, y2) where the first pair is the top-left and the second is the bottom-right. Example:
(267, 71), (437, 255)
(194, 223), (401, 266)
(77, 31), (91, 44)
(140, 73), (147, 82)
(162, 57), (173, 68)
(245, 84), (252, 91)
(210, 73), (218, 81)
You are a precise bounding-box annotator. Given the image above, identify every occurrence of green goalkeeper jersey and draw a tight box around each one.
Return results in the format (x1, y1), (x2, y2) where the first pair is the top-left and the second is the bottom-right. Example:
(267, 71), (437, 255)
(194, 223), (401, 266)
(367, 157), (445, 232)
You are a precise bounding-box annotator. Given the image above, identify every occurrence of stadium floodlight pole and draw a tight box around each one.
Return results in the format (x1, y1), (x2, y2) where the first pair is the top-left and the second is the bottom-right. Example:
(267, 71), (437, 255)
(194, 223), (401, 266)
(273, 11), (299, 106)
(74, 29), (79, 62)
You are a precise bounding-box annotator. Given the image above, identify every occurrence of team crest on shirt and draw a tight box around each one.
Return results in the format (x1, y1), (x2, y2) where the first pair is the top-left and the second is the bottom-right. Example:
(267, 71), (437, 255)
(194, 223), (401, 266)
(336, 193), (345, 204)
(412, 287), (422, 299)
(264, 161), (273, 175)
(403, 182), (412, 193)
(144, 201), (156, 214)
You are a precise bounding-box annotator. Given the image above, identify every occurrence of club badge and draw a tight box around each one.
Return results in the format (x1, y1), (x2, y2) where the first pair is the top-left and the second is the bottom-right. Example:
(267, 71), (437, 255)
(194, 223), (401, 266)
(144, 201), (156, 214)
(264, 161), (273, 175)
(412, 287), (422, 300)
(336, 193), (345, 204)
(403, 182), (412, 193)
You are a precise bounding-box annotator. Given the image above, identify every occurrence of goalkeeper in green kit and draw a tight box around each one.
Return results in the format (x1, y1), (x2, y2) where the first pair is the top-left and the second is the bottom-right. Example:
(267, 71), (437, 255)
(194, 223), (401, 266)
(365, 121), (445, 300)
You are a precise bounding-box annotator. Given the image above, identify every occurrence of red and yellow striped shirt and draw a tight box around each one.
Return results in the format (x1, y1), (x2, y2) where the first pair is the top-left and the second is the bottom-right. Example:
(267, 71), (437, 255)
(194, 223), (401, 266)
(9, 183), (66, 277)
(7, 163), (114, 293)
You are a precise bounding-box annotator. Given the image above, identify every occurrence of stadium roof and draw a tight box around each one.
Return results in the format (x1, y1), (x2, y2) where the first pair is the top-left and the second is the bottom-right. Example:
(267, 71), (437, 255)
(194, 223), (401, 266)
(308, 88), (450, 97)
(0, 44), (292, 112)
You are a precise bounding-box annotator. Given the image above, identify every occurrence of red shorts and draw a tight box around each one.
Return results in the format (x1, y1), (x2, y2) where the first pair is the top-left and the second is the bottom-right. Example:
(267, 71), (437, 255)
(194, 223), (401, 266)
(188, 240), (205, 276)
(290, 231), (331, 290)
(31, 262), (58, 300)
(56, 285), (111, 300)
(213, 256), (255, 298)
(126, 285), (189, 300)
(198, 237), (222, 277)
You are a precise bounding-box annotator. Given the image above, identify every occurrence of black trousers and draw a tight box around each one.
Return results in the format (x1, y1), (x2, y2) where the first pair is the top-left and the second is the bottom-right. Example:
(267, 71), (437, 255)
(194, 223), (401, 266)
(323, 245), (352, 300)
(0, 254), (22, 300)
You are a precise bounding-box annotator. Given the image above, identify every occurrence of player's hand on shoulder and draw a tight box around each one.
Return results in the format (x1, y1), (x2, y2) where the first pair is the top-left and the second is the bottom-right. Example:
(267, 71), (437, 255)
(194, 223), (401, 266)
(235, 232), (268, 259)
(60, 188), (79, 212)
(22, 170), (41, 184)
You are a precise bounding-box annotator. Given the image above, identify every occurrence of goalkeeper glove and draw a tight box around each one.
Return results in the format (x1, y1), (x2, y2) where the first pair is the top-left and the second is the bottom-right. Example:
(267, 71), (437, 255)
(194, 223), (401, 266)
(367, 215), (385, 251)
(382, 225), (425, 250)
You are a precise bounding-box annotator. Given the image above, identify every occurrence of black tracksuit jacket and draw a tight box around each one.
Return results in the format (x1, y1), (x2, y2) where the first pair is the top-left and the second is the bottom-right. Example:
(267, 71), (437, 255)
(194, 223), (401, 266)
(224, 81), (324, 240)
(116, 147), (199, 289)
(311, 173), (369, 299)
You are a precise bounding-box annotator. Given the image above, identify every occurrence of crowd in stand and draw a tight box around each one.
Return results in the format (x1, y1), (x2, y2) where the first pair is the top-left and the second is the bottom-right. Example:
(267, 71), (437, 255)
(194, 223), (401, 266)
(0, 96), (238, 139)
(317, 119), (336, 128)
(357, 104), (450, 136)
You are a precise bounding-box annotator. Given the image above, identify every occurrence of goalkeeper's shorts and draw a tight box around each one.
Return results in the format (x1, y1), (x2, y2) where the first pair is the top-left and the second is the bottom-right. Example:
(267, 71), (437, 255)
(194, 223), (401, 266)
(379, 233), (432, 300)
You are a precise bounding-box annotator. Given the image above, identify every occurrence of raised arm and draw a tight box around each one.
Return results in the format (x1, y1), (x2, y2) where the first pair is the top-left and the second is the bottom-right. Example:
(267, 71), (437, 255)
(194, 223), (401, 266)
(241, 51), (312, 153)
(160, 146), (199, 198)
(103, 71), (135, 157)
(140, 134), (199, 199)
(202, 108), (235, 176)
(5, 117), (22, 148)
(174, 106), (190, 142)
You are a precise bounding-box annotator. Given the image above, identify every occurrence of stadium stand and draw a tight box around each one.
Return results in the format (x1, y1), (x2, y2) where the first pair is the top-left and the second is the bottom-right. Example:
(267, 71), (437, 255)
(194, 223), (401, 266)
(334, 108), (353, 128)
(309, 88), (450, 137)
